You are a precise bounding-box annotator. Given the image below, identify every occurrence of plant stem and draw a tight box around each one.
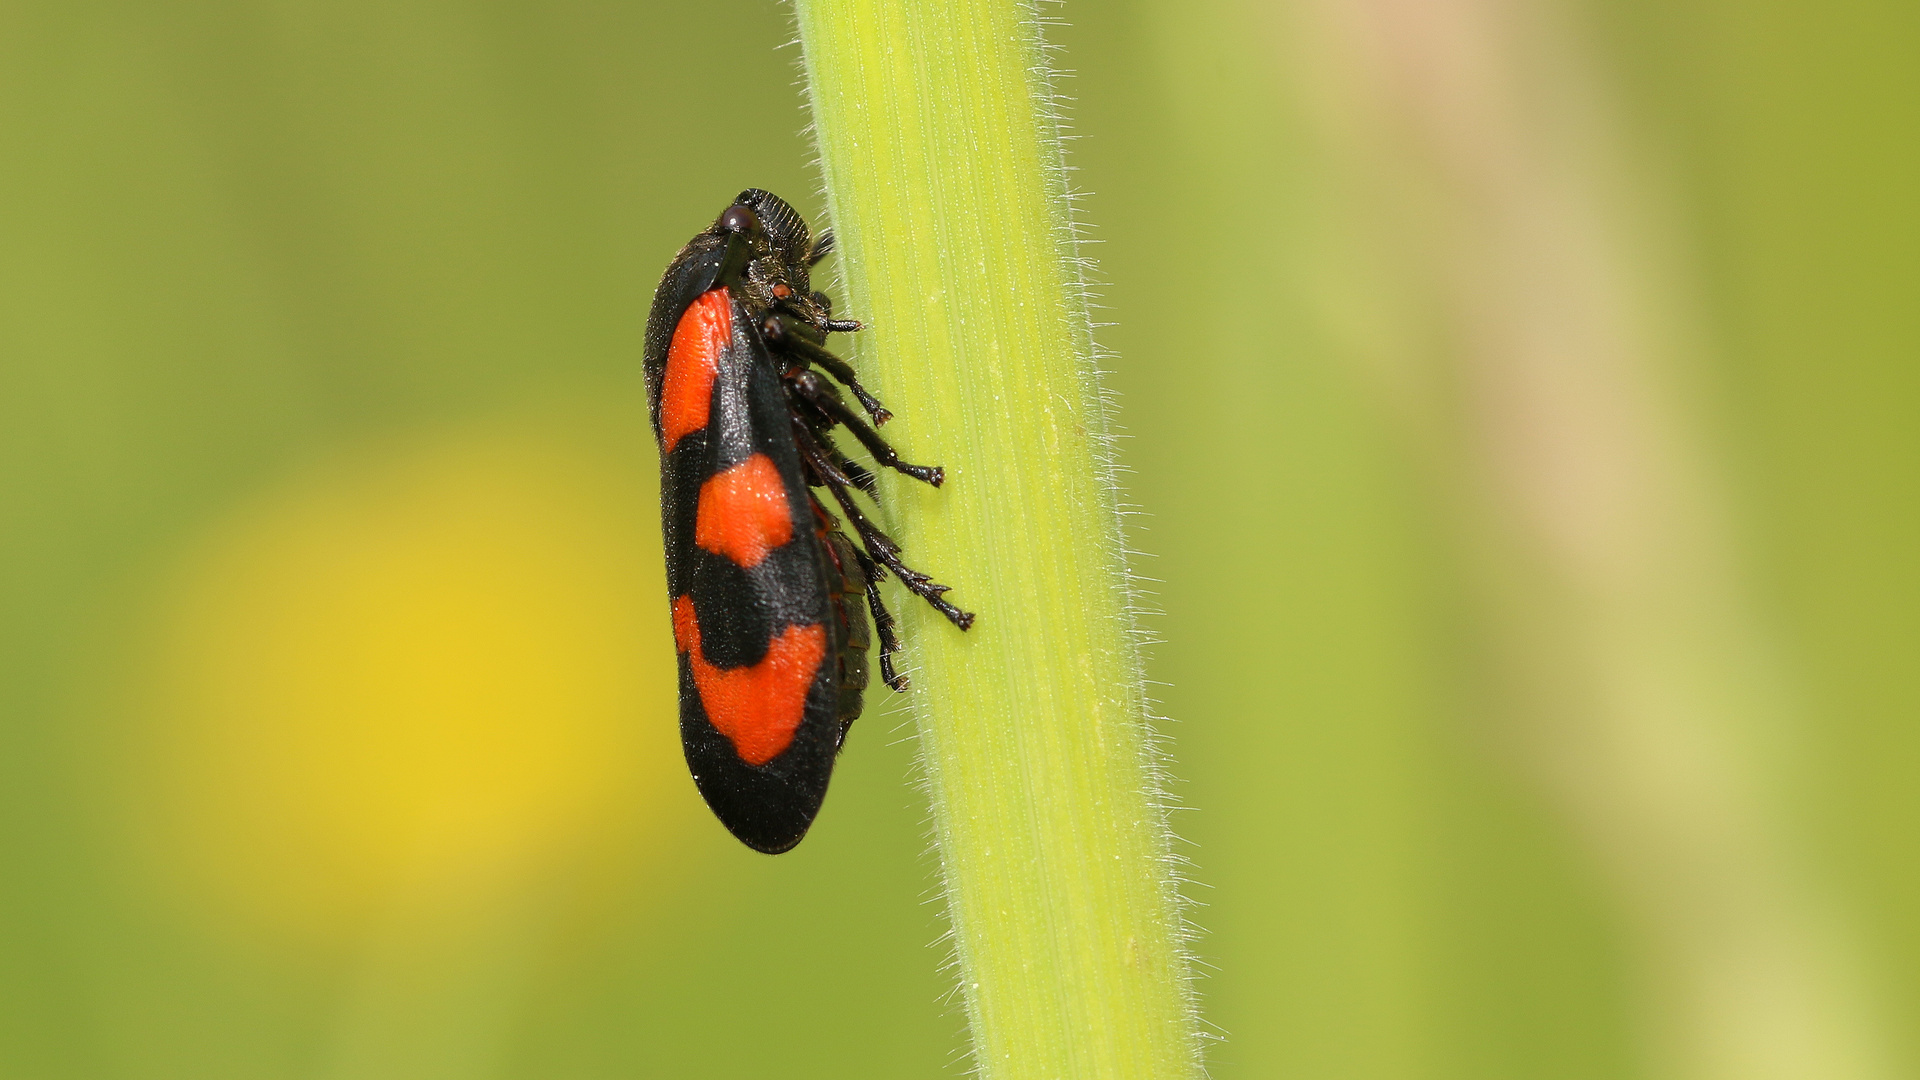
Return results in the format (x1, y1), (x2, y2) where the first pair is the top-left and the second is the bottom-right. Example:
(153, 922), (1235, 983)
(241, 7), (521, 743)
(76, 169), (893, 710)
(792, 1), (1203, 1076)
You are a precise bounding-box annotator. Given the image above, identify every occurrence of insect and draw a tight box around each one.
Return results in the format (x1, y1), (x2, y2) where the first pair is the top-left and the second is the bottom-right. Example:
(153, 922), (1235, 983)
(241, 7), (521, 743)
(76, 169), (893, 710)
(642, 189), (974, 853)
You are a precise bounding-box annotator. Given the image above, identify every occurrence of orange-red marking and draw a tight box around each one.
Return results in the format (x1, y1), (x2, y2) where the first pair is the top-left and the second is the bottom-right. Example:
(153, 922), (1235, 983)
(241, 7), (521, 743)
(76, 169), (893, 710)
(695, 453), (793, 568)
(673, 595), (826, 766)
(661, 288), (731, 452)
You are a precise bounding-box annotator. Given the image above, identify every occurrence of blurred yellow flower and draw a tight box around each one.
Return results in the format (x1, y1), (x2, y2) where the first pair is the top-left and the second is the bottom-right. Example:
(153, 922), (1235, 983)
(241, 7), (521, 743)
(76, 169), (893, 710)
(125, 420), (680, 944)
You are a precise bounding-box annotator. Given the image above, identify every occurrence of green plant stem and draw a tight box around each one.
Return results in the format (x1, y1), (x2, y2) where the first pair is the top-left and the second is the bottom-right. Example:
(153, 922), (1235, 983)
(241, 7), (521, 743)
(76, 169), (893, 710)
(793, 2), (1202, 1076)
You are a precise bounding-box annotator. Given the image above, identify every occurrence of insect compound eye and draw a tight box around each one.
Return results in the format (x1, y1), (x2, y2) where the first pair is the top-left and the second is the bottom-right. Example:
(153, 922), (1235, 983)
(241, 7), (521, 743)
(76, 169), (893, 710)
(719, 204), (760, 235)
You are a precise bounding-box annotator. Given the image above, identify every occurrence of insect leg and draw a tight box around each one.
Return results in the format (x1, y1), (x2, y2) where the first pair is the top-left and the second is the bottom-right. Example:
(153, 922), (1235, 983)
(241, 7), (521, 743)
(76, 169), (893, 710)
(804, 291), (864, 335)
(829, 445), (881, 500)
(796, 433), (875, 501)
(761, 314), (892, 425)
(852, 545), (908, 691)
(791, 420), (902, 557)
(786, 334), (892, 424)
(787, 370), (943, 487)
(824, 480), (972, 633)
(792, 424), (975, 635)
(792, 428), (904, 688)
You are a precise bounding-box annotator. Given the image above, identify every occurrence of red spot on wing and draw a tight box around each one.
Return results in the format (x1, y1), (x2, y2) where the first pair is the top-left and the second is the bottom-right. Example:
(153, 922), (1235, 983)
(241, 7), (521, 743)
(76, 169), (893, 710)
(673, 595), (826, 766)
(661, 288), (731, 453)
(695, 453), (794, 568)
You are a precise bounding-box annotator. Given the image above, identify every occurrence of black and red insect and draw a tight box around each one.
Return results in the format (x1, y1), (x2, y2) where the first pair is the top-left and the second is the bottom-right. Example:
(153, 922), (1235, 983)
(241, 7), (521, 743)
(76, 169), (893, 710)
(642, 189), (974, 853)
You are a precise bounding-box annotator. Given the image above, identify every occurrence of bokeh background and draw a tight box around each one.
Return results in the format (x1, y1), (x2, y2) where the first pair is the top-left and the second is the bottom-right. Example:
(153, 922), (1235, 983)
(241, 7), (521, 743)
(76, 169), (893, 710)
(1, 0), (1913, 1077)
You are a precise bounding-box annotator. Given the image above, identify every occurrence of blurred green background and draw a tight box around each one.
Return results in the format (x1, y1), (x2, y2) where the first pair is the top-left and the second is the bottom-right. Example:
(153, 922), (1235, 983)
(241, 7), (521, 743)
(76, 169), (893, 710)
(1, 0), (1913, 1077)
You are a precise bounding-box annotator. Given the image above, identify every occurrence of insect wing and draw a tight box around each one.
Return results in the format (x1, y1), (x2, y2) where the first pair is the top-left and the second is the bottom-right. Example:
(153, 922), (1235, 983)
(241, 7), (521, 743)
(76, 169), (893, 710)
(654, 285), (848, 853)
(644, 236), (733, 439)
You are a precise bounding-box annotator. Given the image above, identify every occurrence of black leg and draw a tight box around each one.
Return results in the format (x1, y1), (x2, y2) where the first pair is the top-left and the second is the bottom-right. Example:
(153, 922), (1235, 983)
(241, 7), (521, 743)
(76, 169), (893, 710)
(830, 445), (881, 500)
(792, 424), (975, 635)
(851, 546), (909, 691)
(792, 423), (903, 558)
(762, 312), (892, 425)
(793, 428), (906, 689)
(786, 334), (892, 424)
(788, 370), (944, 487)
(821, 475), (974, 631)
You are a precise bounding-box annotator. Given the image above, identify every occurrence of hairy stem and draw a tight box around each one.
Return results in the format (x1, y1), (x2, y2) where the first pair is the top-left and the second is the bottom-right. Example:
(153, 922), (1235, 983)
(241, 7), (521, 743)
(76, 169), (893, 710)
(793, 1), (1204, 1076)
